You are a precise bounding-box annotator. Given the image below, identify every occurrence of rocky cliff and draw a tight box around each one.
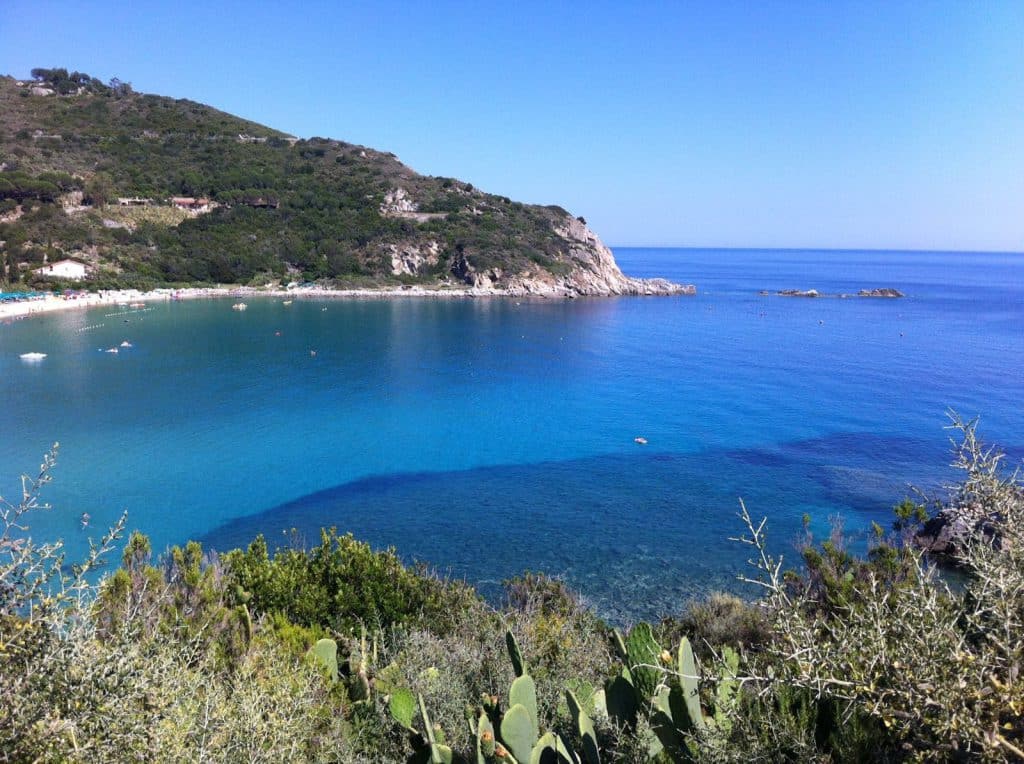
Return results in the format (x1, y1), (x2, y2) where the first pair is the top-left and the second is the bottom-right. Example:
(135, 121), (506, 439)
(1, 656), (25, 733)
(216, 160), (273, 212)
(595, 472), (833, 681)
(443, 215), (692, 296)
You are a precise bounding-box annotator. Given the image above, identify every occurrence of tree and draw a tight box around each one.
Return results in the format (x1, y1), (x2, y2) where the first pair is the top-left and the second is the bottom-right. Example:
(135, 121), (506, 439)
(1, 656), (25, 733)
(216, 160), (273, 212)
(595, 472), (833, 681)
(83, 172), (115, 207)
(108, 77), (133, 98)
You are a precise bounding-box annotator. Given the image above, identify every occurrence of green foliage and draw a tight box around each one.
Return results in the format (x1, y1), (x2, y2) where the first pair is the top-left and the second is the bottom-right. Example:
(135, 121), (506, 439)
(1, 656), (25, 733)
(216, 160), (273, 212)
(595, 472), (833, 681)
(656, 593), (770, 661)
(566, 690), (600, 764)
(0, 170), (67, 202)
(500, 703), (537, 762)
(391, 687), (418, 730)
(731, 413), (1024, 759)
(5, 418), (1022, 761)
(507, 629), (526, 678)
(892, 498), (929, 533)
(30, 67), (112, 95)
(306, 637), (339, 682)
(223, 527), (478, 635)
(623, 622), (661, 701)
(0, 74), (588, 288)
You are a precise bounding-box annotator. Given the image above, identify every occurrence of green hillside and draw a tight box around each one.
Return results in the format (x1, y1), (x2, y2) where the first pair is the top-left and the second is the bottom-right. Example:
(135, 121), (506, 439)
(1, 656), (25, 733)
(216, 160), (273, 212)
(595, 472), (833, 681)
(0, 68), (606, 291)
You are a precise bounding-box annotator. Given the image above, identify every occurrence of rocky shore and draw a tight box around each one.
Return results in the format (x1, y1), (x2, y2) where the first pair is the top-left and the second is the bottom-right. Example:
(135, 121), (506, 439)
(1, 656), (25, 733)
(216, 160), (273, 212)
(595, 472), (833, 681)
(443, 215), (695, 297)
(914, 502), (1001, 560)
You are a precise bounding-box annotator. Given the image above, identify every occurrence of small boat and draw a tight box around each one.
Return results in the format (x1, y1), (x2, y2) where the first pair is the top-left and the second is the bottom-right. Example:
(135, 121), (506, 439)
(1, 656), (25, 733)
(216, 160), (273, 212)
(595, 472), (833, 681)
(232, 302), (247, 311)
(129, 302), (145, 308)
(19, 352), (47, 361)
(105, 347), (119, 354)
(282, 300), (293, 305)
(634, 436), (648, 445)
(120, 340), (132, 347)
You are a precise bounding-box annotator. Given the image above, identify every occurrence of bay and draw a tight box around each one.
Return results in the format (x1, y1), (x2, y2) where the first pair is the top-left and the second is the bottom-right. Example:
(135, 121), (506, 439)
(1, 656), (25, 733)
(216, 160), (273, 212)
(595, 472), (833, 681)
(2, 248), (1022, 621)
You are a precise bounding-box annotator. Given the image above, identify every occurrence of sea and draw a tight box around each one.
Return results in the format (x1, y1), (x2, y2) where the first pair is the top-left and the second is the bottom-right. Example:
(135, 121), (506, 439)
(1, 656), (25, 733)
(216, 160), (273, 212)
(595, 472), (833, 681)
(2, 248), (1022, 622)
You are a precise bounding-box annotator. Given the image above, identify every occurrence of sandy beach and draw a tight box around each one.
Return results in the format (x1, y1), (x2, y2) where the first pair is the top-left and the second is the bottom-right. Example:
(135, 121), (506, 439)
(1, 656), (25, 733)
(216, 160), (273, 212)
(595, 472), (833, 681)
(0, 284), (527, 322)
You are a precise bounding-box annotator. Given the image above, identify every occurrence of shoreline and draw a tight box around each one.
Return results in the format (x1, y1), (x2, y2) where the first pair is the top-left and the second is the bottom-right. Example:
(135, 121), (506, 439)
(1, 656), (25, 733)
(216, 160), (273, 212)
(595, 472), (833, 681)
(0, 284), (571, 321)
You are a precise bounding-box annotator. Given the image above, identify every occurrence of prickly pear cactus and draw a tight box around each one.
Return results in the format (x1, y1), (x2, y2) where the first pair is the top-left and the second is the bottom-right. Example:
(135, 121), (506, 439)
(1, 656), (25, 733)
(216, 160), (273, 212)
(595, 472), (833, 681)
(566, 690), (600, 764)
(506, 630), (526, 678)
(305, 638), (338, 682)
(676, 637), (705, 731)
(390, 687), (417, 730)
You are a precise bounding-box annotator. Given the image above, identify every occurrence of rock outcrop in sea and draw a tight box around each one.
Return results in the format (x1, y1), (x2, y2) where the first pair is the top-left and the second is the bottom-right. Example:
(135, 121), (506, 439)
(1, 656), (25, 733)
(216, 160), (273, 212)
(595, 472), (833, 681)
(858, 288), (905, 298)
(770, 287), (905, 298)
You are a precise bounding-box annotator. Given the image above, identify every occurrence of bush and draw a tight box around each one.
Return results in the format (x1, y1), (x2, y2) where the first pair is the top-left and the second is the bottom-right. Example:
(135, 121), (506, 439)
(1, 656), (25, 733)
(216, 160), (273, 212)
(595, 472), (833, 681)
(734, 413), (1024, 758)
(656, 592), (771, 661)
(223, 528), (479, 636)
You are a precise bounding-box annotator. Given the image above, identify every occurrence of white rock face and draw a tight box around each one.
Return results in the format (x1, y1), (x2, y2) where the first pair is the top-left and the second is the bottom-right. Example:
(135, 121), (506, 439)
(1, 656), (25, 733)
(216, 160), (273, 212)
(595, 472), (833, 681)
(544, 215), (693, 296)
(446, 215), (693, 297)
(380, 188), (417, 215)
(389, 241), (441, 276)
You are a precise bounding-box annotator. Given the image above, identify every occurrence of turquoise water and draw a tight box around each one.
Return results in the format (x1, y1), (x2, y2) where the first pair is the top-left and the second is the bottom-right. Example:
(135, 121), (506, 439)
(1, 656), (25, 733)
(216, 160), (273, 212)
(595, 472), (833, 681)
(2, 248), (1022, 621)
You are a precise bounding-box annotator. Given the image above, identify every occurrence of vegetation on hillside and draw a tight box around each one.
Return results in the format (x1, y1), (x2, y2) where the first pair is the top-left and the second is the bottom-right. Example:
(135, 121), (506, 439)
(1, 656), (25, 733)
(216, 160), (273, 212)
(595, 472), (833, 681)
(2, 415), (1022, 761)
(0, 69), (586, 291)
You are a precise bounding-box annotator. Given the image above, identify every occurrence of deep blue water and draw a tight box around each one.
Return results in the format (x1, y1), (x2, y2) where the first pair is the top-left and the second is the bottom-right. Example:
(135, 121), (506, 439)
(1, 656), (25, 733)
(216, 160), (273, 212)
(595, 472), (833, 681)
(2, 248), (1022, 621)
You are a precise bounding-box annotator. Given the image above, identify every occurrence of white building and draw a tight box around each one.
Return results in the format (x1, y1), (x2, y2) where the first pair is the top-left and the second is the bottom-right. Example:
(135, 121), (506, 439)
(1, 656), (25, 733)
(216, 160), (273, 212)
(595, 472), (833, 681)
(34, 259), (89, 280)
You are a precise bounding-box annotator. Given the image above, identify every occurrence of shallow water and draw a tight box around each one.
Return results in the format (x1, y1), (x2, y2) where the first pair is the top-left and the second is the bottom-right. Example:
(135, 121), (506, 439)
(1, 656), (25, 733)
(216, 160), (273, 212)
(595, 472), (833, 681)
(2, 248), (1021, 621)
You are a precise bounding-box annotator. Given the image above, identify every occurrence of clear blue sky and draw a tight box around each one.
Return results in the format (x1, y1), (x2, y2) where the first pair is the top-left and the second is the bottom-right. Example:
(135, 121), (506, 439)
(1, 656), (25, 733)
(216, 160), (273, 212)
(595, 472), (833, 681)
(3, 1), (1022, 251)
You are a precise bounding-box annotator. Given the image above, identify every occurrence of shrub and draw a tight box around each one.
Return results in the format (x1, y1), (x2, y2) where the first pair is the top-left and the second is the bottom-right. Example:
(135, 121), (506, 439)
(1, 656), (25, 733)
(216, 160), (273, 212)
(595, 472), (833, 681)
(733, 414), (1024, 759)
(656, 591), (771, 661)
(222, 528), (480, 636)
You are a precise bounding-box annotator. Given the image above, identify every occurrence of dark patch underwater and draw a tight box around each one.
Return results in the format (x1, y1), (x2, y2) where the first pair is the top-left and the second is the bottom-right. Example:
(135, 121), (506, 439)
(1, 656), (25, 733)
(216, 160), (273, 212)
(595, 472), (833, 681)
(201, 431), (964, 623)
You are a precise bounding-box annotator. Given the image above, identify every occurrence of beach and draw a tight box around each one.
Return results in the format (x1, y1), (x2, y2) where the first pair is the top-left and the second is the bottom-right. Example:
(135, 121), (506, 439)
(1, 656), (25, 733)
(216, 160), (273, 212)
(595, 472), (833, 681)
(0, 284), (531, 322)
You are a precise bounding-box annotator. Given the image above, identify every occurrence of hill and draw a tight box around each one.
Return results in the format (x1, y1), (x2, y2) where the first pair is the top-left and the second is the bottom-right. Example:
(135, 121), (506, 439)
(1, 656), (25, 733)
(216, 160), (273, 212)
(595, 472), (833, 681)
(0, 68), (686, 296)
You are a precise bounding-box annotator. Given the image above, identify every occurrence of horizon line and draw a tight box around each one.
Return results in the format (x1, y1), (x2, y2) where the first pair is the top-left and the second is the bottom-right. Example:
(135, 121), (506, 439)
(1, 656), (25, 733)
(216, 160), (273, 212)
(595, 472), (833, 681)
(608, 245), (1024, 256)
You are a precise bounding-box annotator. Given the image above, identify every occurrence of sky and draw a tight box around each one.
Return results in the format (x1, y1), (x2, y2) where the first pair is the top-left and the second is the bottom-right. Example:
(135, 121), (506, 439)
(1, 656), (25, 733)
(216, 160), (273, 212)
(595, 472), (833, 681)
(2, 1), (1022, 251)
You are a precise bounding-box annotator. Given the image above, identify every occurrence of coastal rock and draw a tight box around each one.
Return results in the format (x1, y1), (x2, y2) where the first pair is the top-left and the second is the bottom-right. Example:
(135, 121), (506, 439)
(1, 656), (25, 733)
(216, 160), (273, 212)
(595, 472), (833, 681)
(778, 289), (819, 297)
(858, 288), (904, 298)
(448, 215), (695, 297)
(548, 216), (694, 297)
(914, 502), (1003, 560)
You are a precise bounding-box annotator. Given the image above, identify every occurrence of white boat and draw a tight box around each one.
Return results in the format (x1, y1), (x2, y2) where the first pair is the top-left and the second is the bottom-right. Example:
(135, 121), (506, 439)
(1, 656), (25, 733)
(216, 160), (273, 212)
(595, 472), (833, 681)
(105, 347), (119, 354)
(282, 300), (293, 305)
(19, 352), (47, 361)
(232, 302), (247, 311)
(120, 340), (132, 347)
